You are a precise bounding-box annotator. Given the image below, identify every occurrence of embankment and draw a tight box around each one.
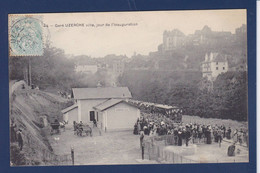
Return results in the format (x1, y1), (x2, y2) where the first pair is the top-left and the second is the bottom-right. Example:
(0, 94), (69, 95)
(10, 87), (72, 166)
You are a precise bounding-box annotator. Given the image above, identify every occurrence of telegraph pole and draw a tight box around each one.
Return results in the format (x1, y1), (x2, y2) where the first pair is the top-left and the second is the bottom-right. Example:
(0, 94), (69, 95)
(29, 56), (32, 87)
(26, 56), (32, 87)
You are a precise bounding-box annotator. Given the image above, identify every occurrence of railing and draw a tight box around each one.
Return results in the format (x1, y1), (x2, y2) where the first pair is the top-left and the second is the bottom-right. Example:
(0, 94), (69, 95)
(144, 138), (197, 164)
(143, 133), (248, 164)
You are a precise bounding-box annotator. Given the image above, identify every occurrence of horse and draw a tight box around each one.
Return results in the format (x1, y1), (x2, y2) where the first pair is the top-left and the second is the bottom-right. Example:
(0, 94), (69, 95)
(74, 123), (92, 137)
(83, 124), (92, 137)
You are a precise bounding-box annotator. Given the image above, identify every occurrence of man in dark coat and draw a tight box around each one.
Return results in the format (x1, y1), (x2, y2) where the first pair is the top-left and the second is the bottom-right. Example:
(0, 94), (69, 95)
(174, 128), (178, 145)
(223, 125), (226, 138)
(227, 127), (232, 139)
(185, 129), (191, 147)
(217, 129), (223, 147)
(73, 121), (77, 131)
(140, 131), (144, 149)
(141, 140), (145, 160)
(205, 127), (212, 144)
(17, 129), (23, 151)
(177, 130), (182, 146)
(93, 118), (97, 127)
(10, 119), (17, 142)
(133, 123), (138, 135)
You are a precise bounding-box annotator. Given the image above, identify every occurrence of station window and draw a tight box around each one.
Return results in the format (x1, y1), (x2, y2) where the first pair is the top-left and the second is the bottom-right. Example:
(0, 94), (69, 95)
(216, 67), (218, 70)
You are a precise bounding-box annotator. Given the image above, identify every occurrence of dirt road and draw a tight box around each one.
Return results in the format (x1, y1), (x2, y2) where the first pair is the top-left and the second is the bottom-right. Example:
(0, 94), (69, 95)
(49, 126), (157, 165)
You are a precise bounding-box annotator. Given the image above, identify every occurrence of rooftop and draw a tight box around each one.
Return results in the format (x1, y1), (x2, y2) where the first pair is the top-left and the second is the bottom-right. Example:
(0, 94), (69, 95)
(61, 104), (78, 114)
(72, 87), (132, 100)
(93, 99), (138, 111)
(203, 52), (227, 63)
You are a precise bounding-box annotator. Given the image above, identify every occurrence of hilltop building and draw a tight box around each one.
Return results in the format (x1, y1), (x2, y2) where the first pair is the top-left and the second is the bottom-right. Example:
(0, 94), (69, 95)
(193, 25), (232, 45)
(113, 60), (125, 75)
(74, 65), (98, 74)
(162, 29), (185, 52)
(162, 26), (234, 50)
(201, 52), (228, 81)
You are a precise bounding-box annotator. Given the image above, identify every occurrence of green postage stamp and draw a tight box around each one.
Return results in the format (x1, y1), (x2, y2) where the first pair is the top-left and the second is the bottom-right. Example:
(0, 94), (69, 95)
(9, 15), (43, 56)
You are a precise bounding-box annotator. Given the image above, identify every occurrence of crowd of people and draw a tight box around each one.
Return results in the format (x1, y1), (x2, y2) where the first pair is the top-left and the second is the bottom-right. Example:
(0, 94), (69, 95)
(133, 113), (248, 147)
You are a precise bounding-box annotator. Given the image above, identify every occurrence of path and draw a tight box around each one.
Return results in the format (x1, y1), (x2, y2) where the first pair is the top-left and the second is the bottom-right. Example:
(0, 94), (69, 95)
(49, 126), (157, 165)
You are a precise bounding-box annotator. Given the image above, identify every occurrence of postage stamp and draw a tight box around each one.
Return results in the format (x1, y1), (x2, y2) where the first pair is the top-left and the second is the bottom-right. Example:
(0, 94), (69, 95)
(9, 15), (43, 56)
(8, 10), (249, 166)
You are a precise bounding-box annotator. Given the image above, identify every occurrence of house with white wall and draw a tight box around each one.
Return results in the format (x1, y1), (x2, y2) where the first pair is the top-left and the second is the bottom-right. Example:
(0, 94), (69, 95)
(62, 87), (140, 131)
(74, 65), (98, 74)
(201, 52), (228, 81)
(93, 99), (140, 131)
(61, 104), (78, 125)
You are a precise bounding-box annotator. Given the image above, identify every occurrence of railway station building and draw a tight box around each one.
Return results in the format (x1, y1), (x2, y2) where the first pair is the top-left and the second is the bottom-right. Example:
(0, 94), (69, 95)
(62, 87), (140, 131)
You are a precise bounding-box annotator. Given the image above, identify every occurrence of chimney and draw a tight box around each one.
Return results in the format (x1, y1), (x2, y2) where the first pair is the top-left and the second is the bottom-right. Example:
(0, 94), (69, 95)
(210, 52), (214, 61)
(205, 53), (208, 61)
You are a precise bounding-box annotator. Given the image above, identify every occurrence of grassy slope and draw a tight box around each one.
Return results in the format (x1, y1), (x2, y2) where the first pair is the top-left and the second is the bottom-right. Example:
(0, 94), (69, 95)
(10, 89), (70, 165)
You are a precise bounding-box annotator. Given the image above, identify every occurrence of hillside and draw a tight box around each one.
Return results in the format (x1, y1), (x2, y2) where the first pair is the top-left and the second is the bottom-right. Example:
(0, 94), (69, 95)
(10, 86), (72, 166)
(119, 70), (247, 121)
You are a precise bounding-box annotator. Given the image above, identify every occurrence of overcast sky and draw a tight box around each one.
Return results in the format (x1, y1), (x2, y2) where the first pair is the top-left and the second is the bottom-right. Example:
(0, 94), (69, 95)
(42, 9), (246, 57)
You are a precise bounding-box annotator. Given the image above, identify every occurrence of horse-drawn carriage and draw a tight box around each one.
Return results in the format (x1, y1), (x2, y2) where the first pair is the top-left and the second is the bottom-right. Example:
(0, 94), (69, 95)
(50, 120), (60, 135)
(50, 119), (66, 135)
(73, 121), (92, 137)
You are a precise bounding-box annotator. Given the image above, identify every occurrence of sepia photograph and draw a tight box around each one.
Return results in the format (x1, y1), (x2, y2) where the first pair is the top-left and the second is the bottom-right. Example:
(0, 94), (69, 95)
(8, 10), (248, 166)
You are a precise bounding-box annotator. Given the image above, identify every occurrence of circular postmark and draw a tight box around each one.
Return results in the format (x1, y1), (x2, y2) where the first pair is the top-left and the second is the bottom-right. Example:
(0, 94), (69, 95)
(9, 15), (44, 56)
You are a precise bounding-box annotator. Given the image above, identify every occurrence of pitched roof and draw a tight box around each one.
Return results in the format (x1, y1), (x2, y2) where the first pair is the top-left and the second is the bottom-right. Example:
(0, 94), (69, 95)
(212, 53), (226, 62)
(72, 87), (132, 100)
(203, 52), (227, 63)
(61, 104), (78, 114)
(164, 29), (185, 37)
(93, 99), (138, 111)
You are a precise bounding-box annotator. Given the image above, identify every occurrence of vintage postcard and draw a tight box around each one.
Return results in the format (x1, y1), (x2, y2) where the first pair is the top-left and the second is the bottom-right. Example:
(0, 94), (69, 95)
(9, 10), (248, 166)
